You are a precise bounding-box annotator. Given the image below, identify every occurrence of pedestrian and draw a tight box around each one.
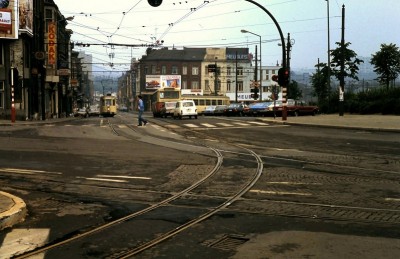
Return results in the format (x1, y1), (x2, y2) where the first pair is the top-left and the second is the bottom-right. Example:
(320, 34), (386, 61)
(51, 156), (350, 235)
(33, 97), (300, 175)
(137, 95), (148, 126)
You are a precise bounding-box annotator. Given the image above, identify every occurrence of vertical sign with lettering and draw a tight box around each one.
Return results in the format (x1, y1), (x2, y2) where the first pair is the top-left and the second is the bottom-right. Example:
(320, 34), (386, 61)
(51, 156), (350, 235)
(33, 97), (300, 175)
(48, 22), (56, 65)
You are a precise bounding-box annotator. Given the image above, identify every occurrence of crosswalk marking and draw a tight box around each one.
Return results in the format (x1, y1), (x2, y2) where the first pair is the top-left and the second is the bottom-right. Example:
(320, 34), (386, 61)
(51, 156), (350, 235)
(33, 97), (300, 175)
(201, 123), (217, 128)
(248, 121), (269, 126)
(185, 124), (199, 128)
(233, 122), (250, 126)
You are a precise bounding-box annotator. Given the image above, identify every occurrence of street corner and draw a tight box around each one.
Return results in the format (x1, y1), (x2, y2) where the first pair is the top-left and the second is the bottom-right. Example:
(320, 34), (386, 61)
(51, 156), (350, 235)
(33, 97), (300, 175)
(0, 191), (27, 231)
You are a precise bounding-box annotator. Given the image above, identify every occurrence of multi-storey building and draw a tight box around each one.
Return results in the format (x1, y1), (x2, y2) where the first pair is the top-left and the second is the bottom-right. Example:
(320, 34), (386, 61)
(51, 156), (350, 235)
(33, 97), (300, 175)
(0, 0), (77, 121)
(132, 46), (258, 110)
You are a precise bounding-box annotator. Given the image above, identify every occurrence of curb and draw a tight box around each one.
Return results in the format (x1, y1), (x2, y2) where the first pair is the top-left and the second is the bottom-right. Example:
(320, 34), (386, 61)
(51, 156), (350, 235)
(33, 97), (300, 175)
(0, 191), (27, 230)
(258, 118), (400, 133)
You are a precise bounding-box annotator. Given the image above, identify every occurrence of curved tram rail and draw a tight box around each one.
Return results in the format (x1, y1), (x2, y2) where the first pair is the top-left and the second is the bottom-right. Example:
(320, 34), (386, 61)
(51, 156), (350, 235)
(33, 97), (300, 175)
(16, 118), (264, 258)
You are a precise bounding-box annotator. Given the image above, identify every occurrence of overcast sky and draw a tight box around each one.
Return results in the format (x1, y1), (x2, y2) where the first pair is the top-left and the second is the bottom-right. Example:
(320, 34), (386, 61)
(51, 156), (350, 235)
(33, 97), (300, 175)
(55, 0), (400, 74)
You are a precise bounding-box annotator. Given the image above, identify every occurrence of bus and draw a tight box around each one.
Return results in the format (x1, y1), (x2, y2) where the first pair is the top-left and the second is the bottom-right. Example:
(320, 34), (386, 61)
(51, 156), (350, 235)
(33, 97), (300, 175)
(181, 95), (231, 115)
(100, 94), (117, 117)
(151, 87), (181, 117)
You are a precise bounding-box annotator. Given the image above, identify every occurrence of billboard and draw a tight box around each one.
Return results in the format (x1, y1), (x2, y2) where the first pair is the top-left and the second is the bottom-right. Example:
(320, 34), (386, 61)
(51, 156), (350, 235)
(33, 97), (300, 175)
(19, 0), (33, 36)
(146, 75), (181, 90)
(0, 0), (18, 39)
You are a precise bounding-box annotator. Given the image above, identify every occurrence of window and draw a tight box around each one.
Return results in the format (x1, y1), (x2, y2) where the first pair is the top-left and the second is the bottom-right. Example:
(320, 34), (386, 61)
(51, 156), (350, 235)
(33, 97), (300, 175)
(0, 43), (4, 65)
(182, 80), (187, 89)
(227, 67), (231, 76)
(0, 81), (4, 108)
(172, 66), (178, 74)
(192, 81), (199, 89)
(151, 65), (156, 74)
(237, 67), (243, 76)
(237, 81), (243, 91)
(182, 66), (187, 75)
(192, 66), (199, 75)
(161, 65), (166, 74)
(227, 80), (232, 91)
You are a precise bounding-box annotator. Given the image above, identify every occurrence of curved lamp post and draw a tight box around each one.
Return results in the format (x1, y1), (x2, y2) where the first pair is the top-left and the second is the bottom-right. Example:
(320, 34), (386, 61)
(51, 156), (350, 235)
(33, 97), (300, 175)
(241, 29), (262, 101)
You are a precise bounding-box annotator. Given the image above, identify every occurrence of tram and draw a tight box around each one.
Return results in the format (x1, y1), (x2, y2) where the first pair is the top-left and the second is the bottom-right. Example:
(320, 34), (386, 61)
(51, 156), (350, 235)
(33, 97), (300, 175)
(181, 94), (230, 115)
(151, 87), (181, 117)
(100, 94), (117, 117)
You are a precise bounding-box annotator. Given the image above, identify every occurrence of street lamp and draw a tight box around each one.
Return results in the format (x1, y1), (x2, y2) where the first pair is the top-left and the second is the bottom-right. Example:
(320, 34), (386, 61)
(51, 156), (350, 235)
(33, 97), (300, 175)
(241, 29), (262, 101)
(326, 0), (331, 108)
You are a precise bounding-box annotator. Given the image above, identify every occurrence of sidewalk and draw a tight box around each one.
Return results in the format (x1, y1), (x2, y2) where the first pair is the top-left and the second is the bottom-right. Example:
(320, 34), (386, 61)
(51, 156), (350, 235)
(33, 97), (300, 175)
(260, 114), (400, 133)
(0, 114), (399, 231)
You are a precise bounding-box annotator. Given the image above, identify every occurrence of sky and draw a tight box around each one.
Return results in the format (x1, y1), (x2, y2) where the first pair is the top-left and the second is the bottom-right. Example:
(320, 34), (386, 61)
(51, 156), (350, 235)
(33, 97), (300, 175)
(54, 0), (400, 75)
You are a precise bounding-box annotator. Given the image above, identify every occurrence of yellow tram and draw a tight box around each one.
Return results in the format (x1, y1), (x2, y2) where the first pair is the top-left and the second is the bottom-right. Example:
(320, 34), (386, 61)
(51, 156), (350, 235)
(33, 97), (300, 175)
(181, 95), (230, 115)
(100, 94), (117, 117)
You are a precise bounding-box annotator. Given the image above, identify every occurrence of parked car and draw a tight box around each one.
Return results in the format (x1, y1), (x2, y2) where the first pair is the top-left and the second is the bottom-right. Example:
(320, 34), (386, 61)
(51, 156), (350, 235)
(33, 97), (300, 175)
(213, 105), (228, 116)
(223, 103), (249, 116)
(247, 102), (273, 116)
(88, 105), (100, 117)
(173, 100), (198, 119)
(203, 105), (217, 116)
(75, 108), (88, 117)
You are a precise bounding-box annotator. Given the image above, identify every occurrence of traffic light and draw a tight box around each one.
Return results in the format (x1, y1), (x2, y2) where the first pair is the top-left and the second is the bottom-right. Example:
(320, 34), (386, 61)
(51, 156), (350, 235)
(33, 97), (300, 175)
(251, 87), (259, 100)
(148, 0), (163, 7)
(271, 74), (278, 83)
(278, 67), (290, 86)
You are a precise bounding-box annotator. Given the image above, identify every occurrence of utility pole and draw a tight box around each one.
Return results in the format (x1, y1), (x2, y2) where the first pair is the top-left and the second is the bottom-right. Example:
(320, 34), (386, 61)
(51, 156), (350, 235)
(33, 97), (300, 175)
(326, 0), (331, 110)
(339, 4), (345, 116)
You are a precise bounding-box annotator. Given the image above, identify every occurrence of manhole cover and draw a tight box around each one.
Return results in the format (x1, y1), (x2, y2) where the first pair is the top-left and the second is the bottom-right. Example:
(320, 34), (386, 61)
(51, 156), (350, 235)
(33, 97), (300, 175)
(208, 234), (249, 251)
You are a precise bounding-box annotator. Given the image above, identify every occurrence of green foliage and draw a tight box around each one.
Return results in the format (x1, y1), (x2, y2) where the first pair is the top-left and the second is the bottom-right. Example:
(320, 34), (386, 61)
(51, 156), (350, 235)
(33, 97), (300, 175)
(326, 87), (400, 115)
(330, 42), (364, 81)
(370, 43), (400, 89)
(287, 80), (303, 100)
(311, 62), (330, 105)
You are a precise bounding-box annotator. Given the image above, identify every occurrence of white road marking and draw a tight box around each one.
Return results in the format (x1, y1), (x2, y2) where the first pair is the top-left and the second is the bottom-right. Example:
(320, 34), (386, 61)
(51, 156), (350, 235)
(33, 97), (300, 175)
(266, 182), (322, 185)
(248, 121), (269, 125)
(250, 189), (312, 196)
(184, 124), (199, 128)
(0, 168), (62, 175)
(96, 174), (151, 180)
(233, 122), (250, 126)
(0, 228), (49, 259)
(201, 123), (217, 128)
(385, 198), (400, 202)
(76, 176), (128, 183)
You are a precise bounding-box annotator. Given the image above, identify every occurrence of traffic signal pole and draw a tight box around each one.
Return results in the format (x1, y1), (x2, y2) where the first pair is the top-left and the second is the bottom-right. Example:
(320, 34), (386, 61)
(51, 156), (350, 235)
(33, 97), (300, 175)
(244, 0), (287, 120)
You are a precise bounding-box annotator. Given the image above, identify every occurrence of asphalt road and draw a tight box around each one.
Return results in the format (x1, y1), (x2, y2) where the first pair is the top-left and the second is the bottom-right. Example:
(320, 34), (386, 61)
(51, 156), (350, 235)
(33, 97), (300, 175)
(1, 113), (399, 258)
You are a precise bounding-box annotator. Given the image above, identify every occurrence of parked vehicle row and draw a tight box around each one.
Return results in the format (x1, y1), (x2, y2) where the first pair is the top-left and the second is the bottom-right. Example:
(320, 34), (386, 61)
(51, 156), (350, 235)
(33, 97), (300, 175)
(202, 100), (319, 117)
(151, 98), (319, 120)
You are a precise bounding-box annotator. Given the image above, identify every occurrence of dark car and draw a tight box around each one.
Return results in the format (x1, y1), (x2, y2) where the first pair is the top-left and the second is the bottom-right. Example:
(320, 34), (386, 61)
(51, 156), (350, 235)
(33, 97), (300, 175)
(223, 103), (249, 116)
(213, 105), (228, 116)
(203, 105), (217, 116)
(247, 102), (273, 116)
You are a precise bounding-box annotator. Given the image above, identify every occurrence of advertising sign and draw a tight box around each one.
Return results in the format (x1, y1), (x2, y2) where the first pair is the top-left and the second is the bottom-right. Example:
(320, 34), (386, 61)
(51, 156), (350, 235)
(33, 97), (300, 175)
(145, 75), (160, 89)
(0, 0), (18, 39)
(19, 0), (33, 36)
(145, 75), (181, 90)
(48, 22), (57, 65)
(160, 75), (181, 89)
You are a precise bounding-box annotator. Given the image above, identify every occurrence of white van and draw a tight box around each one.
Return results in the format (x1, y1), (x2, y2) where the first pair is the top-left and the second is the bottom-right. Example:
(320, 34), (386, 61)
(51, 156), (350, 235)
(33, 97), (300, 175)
(173, 100), (198, 119)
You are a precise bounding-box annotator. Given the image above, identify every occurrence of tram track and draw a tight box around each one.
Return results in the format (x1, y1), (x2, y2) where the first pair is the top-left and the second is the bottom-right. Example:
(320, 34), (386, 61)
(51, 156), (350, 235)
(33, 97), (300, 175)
(8, 115), (400, 257)
(15, 117), (264, 258)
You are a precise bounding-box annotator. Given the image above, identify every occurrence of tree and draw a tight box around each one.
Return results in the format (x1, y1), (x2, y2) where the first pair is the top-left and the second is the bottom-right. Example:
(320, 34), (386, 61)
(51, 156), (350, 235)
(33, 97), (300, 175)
(311, 62), (330, 106)
(330, 42), (364, 82)
(287, 80), (302, 100)
(371, 43), (400, 89)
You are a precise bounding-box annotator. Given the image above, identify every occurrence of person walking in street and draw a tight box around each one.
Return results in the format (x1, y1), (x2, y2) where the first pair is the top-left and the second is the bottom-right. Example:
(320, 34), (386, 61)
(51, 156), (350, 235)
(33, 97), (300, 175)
(137, 95), (148, 126)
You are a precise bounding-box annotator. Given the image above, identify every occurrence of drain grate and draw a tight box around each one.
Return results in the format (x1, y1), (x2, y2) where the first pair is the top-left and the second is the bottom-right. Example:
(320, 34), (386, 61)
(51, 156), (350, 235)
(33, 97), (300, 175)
(208, 234), (250, 251)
